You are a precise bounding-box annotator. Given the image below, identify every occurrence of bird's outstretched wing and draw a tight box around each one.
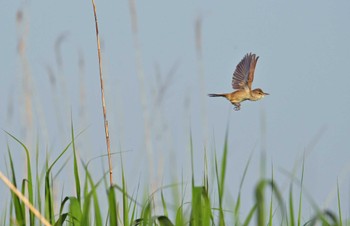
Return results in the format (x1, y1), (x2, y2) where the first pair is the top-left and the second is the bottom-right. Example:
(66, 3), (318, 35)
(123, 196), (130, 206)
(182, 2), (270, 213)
(232, 53), (259, 90)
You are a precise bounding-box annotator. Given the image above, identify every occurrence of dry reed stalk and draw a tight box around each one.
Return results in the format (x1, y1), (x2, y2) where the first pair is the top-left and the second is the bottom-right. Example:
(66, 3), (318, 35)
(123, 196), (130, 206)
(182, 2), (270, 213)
(16, 8), (33, 144)
(18, 7), (49, 146)
(0, 171), (51, 226)
(46, 65), (64, 135)
(150, 62), (180, 188)
(91, 0), (113, 186)
(54, 32), (69, 134)
(195, 15), (208, 146)
(7, 87), (14, 124)
(128, 0), (155, 188)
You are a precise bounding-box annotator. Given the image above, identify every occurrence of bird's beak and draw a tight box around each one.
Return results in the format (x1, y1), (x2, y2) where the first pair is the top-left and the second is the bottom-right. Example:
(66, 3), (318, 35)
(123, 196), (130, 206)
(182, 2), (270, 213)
(264, 93), (269, 95)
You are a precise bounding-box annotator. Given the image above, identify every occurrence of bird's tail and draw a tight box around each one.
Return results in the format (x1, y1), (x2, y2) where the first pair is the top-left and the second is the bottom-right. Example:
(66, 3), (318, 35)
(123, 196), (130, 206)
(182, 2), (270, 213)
(208, 93), (226, 97)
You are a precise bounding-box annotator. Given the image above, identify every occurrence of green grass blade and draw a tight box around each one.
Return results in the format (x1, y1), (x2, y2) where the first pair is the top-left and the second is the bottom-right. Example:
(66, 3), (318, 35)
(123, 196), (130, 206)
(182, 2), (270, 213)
(83, 163), (103, 226)
(189, 128), (194, 189)
(175, 205), (184, 226)
(21, 179), (27, 225)
(214, 125), (229, 226)
(7, 146), (25, 225)
(255, 179), (285, 226)
(71, 120), (81, 204)
(268, 169), (274, 226)
(129, 196), (137, 226)
(289, 184), (295, 226)
(235, 150), (253, 225)
(175, 174), (185, 226)
(81, 193), (92, 226)
(157, 216), (174, 226)
(68, 197), (83, 225)
(234, 194), (241, 226)
(203, 149), (209, 199)
(35, 139), (43, 219)
(190, 186), (202, 226)
(242, 204), (257, 226)
(54, 213), (68, 226)
(45, 140), (73, 224)
(9, 199), (14, 226)
(161, 189), (168, 217)
(141, 200), (151, 226)
(297, 158), (305, 226)
(58, 196), (70, 217)
(337, 180), (343, 226)
(220, 127), (228, 199)
(5, 132), (34, 225)
(44, 171), (53, 223)
(214, 151), (220, 218)
(89, 181), (103, 225)
(121, 163), (129, 226)
(190, 186), (212, 226)
(306, 210), (339, 225)
(56, 196), (70, 226)
(256, 180), (267, 226)
(108, 186), (118, 226)
(83, 168), (89, 199)
(202, 186), (213, 225)
(128, 183), (139, 226)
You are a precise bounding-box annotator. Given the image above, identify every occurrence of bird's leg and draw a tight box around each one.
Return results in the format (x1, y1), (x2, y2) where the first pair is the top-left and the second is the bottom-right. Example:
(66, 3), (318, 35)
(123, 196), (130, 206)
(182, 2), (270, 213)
(233, 103), (241, 111)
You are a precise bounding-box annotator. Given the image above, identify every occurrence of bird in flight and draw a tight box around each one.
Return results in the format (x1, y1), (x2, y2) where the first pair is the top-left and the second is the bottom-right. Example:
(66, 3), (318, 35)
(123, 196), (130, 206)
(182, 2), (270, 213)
(208, 53), (269, 111)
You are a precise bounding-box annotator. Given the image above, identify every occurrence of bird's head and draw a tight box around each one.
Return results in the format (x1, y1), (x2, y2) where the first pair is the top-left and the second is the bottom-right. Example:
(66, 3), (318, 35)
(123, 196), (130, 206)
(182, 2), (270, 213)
(251, 88), (269, 100)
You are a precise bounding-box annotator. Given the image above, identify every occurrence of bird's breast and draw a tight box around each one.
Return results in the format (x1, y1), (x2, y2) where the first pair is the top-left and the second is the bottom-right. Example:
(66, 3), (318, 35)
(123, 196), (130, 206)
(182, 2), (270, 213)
(228, 90), (251, 102)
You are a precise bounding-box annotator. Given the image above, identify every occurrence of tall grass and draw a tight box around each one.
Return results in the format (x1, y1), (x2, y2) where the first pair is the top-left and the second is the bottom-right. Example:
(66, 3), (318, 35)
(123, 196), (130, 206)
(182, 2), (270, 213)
(0, 127), (347, 225)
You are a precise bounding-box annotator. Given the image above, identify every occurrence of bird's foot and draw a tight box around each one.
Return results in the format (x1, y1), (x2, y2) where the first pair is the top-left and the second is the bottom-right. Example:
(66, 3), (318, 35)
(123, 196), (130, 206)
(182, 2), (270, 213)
(234, 106), (240, 111)
(232, 103), (241, 111)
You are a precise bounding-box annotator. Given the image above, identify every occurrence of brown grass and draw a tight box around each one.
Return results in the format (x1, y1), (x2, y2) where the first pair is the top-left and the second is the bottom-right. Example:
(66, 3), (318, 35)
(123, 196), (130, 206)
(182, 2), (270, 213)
(91, 0), (113, 186)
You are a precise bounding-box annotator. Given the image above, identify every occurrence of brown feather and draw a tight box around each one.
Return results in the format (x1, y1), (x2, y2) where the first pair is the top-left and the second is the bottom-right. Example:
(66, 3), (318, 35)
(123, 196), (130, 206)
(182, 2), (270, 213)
(232, 53), (259, 90)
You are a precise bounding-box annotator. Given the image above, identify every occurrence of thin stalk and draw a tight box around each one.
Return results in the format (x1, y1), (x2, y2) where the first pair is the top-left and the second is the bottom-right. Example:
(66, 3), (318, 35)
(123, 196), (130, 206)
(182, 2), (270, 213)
(195, 15), (208, 147)
(91, 0), (113, 186)
(337, 180), (343, 226)
(0, 171), (51, 226)
(128, 0), (155, 190)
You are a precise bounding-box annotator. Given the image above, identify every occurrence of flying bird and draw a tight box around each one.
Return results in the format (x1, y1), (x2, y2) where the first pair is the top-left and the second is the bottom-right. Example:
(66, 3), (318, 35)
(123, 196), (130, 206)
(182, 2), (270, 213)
(208, 53), (269, 111)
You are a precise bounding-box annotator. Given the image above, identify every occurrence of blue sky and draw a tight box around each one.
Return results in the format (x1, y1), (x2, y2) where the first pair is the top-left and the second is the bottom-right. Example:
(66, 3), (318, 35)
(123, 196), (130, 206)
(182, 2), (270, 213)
(1, 0), (350, 220)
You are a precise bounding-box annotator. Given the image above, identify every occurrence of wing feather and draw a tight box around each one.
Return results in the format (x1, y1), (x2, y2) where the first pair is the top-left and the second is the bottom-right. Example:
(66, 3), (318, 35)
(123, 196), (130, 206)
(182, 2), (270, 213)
(232, 53), (259, 90)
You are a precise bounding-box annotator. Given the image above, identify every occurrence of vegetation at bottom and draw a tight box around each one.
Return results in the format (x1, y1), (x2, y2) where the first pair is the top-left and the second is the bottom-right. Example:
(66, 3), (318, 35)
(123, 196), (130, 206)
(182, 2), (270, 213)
(0, 126), (347, 226)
